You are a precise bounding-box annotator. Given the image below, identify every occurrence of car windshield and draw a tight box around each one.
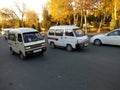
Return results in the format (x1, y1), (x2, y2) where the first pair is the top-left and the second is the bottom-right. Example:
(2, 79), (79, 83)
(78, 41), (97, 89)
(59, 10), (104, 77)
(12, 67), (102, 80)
(23, 32), (44, 43)
(73, 28), (84, 37)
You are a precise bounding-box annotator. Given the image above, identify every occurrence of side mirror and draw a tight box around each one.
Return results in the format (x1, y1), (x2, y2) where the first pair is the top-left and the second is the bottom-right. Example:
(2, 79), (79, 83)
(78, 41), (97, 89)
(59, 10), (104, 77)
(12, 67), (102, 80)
(18, 38), (22, 42)
(105, 33), (109, 36)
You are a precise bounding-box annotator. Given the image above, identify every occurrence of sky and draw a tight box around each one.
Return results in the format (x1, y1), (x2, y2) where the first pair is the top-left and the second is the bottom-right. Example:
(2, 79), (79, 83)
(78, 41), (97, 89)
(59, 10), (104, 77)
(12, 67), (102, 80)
(0, 0), (49, 20)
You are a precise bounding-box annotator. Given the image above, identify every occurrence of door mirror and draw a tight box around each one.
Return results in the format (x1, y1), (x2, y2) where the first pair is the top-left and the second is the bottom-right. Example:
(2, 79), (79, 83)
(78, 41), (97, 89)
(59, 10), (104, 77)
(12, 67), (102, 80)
(18, 38), (22, 42)
(105, 33), (110, 36)
(106, 33), (109, 36)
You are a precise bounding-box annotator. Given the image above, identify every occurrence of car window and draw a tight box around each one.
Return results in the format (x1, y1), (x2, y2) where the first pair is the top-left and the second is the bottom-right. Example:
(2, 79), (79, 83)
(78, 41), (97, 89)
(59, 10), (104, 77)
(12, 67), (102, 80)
(23, 32), (43, 43)
(8, 33), (16, 41)
(117, 30), (120, 35)
(108, 30), (120, 36)
(65, 30), (74, 36)
(73, 29), (84, 37)
(48, 29), (55, 35)
(55, 29), (63, 36)
(18, 34), (22, 42)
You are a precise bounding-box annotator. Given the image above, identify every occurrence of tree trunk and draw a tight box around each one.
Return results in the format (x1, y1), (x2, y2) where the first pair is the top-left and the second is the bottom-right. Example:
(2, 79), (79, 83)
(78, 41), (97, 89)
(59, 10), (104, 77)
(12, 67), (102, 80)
(80, 10), (83, 28)
(97, 19), (102, 33)
(84, 14), (87, 34)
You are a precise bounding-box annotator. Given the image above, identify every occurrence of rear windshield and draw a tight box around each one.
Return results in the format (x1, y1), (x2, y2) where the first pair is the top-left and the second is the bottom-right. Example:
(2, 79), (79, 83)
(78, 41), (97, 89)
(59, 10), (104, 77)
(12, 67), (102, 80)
(73, 29), (84, 37)
(23, 32), (44, 43)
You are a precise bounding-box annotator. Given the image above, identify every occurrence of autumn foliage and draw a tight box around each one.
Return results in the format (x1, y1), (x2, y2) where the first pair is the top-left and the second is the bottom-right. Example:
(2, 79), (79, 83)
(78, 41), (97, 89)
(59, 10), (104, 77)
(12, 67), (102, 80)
(0, 0), (120, 33)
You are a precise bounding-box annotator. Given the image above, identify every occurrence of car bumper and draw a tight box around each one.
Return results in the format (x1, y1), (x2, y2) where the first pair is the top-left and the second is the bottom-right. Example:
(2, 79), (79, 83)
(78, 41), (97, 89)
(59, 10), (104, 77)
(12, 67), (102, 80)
(76, 41), (89, 49)
(25, 47), (47, 56)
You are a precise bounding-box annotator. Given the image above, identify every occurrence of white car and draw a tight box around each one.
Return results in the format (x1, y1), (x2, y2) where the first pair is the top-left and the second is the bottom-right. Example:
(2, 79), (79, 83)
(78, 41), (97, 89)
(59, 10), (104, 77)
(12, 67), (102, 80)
(47, 25), (89, 51)
(3, 28), (13, 40)
(90, 29), (120, 46)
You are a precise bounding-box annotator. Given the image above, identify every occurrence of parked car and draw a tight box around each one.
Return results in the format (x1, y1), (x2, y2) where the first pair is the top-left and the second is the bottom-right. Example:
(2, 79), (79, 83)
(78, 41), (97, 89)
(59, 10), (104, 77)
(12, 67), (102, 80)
(0, 30), (4, 35)
(47, 25), (89, 51)
(8, 28), (47, 59)
(90, 29), (120, 46)
(3, 28), (13, 40)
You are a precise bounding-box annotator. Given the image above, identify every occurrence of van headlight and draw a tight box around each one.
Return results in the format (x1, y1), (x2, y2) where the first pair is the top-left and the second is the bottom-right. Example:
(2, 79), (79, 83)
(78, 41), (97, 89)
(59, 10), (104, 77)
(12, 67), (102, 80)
(41, 43), (45, 46)
(25, 46), (31, 50)
(1, 31), (4, 35)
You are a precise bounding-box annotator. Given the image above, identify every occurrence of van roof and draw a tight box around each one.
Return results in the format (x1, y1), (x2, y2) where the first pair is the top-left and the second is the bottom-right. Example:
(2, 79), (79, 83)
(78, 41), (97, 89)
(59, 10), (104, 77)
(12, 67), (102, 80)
(3, 28), (13, 31)
(9, 28), (38, 33)
(49, 25), (80, 30)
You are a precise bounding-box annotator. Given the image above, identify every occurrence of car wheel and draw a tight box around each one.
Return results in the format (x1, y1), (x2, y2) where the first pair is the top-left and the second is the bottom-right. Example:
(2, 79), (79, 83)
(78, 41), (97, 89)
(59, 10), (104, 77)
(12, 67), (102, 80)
(20, 52), (26, 60)
(50, 42), (55, 49)
(94, 39), (102, 46)
(66, 44), (73, 51)
(40, 52), (44, 55)
(5, 37), (7, 40)
(10, 48), (15, 55)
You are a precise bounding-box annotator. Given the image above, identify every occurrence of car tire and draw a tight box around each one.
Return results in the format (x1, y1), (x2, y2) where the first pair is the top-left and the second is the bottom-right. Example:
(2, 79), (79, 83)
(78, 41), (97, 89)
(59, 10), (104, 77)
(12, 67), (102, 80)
(50, 42), (55, 49)
(94, 39), (102, 46)
(40, 52), (44, 55)
(20, 52), (26, 60)
(10, 48), (15, 55)
(5, 37), (7, 40)
(66, 44), (73, 52)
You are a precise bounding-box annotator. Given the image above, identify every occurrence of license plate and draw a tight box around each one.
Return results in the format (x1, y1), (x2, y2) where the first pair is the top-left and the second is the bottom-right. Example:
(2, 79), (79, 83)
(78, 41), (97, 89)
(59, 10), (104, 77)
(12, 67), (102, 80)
(33, 49), (42, 53)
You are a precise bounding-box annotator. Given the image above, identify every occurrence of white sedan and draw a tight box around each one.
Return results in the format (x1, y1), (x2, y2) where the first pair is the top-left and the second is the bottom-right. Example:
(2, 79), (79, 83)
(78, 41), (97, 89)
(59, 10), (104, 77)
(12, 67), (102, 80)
(90, 29), (120, 46)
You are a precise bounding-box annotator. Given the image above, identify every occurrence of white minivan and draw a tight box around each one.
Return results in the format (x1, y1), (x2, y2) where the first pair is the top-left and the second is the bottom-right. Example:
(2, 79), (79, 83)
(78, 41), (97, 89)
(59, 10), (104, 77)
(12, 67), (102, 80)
(8, 28), (47, 59)
(47, 25), (89, 51)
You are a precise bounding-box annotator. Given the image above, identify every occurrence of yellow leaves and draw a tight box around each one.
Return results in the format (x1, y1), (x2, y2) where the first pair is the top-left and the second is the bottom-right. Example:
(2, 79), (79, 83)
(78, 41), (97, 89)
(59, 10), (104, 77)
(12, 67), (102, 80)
(25, 10), (38, 27)
(48, 0), (73, 22)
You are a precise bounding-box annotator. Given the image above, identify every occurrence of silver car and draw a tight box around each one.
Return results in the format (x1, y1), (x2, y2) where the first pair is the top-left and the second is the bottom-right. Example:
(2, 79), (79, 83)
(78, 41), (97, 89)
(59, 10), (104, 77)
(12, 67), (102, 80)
(90, 29), (120, 46)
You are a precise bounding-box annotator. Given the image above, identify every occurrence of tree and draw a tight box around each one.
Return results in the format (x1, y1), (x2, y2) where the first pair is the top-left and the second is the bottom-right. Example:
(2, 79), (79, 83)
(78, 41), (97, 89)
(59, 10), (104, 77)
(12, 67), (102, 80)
(42, 6), (49, 30)
(25, 9), (39, 28)
(93, 0), (111, 33)
(0, 8), (19, 28)
(73, 0), (101, 33)
(41, 5), (59, 30)
(102, 0), (120, 30)
(14, 2), (26, 27)
(111, 0), (120, 29)
(49, 0), (73, 25)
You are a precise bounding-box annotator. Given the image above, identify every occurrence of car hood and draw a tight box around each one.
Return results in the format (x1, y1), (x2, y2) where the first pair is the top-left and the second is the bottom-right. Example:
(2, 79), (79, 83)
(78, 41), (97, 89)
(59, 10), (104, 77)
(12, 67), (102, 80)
(77, 35), (89, 43)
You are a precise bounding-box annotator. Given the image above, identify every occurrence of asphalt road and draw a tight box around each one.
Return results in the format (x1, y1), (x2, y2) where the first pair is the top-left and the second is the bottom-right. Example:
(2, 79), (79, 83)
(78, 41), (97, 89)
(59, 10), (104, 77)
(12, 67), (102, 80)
(0, 35), (120, 90)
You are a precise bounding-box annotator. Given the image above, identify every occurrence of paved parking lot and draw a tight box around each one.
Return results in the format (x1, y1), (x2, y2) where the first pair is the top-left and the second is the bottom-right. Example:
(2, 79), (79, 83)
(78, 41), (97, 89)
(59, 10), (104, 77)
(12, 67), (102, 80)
(0, 36), (120, 90)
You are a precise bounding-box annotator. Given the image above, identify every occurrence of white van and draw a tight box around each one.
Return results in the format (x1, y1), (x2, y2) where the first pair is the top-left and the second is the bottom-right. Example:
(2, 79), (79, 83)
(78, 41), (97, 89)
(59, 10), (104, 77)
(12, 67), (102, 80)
(3, 28), (13, 40)
(8, 28), (47, 59)
(47, 25), (89, 51)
